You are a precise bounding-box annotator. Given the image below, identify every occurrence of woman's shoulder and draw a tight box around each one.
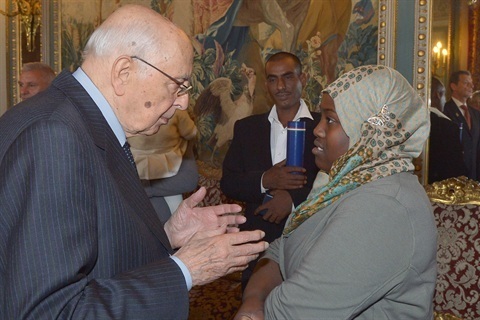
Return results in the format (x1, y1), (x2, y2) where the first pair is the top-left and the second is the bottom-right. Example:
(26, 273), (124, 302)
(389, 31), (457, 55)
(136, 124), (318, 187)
(338, 173), (431, 217)
(355, 172), (424, 197)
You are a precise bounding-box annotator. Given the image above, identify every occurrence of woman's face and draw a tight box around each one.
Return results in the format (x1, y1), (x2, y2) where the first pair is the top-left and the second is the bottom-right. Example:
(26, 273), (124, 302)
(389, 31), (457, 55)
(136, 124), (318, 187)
(312, 93), (350, 172)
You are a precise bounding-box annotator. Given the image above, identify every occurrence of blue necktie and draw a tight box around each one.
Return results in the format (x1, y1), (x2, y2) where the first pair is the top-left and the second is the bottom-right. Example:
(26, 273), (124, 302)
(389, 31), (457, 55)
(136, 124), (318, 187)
(122, 142), (137, 170)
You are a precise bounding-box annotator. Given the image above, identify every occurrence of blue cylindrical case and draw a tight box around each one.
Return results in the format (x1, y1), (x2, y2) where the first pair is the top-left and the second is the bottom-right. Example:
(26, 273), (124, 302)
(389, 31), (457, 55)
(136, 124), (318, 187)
(286, 121), (306, 167)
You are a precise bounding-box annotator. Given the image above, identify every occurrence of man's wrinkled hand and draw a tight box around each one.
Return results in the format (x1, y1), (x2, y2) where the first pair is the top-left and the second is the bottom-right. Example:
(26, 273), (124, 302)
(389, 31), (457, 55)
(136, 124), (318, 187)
(165, 187), (245, 248)
(174, 227), (268, 287)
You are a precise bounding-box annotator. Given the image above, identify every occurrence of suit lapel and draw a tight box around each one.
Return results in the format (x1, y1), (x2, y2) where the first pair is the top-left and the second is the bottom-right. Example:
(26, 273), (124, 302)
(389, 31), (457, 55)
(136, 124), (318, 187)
(469, 108), (480, 138)
(258, 114), (273, 167)
(446, 102), (472, 137)
(53, 71), (173, 253)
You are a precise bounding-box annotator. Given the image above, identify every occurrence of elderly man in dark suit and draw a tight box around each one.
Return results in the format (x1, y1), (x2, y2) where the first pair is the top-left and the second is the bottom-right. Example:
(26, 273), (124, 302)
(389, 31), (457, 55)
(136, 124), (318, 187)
(0, 5), (268, 319)
(221, 52), (320, 289)
(443, 70), (480, 181)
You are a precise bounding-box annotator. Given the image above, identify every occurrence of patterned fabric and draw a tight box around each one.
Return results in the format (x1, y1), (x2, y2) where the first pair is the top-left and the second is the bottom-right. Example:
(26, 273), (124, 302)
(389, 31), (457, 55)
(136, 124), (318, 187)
(324, 65), (429, 153)
(184, 161), (245, 209)
(284, 65), (430, 235)
(433, 202), (480, 320)
(189, 273), (242, 320)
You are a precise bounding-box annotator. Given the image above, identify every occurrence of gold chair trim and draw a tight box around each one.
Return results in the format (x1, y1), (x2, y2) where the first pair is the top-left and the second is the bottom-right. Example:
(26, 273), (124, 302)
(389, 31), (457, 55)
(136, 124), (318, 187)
(434, 311), (463, 320)
(425, 176), (480, 205)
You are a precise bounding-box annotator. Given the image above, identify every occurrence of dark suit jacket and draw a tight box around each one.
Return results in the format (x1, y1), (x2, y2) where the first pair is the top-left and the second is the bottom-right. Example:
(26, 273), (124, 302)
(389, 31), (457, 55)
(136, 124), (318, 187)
(220, 112), (321, 243)
(0, 71), (189, 319)
(428, 112), (468, 183)
(443, 100), (480, 180)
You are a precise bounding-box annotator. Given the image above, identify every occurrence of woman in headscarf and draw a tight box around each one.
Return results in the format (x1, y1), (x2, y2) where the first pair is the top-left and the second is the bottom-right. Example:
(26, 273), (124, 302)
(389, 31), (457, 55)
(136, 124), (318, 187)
(234, 65), (437, 319)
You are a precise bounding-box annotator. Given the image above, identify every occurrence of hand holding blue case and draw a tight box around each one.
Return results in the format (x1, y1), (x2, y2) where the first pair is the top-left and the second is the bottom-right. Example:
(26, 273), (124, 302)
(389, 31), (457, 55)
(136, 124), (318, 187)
(258, 192), (273, 216)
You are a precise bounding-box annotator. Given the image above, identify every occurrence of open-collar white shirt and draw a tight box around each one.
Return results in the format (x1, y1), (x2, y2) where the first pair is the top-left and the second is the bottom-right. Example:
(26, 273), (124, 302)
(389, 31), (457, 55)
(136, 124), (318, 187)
(261, 99), (313, 193)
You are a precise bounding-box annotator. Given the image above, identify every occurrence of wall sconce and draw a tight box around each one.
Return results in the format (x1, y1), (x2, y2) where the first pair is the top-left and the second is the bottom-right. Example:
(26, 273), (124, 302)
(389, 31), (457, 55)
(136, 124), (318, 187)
(0, 0), (42, 52)
(432, 41), (448, 77)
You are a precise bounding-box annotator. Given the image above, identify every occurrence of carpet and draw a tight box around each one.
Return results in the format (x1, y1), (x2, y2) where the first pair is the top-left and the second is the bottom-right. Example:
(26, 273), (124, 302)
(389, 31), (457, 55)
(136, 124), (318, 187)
(189, 272), (242, 320)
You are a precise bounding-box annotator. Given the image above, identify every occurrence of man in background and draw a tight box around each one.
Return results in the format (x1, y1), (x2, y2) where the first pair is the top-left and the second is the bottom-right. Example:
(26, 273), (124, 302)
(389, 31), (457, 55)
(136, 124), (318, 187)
(428, 76), (467, 183)
(443, 70), (480, 181)
(18, 62), (56, 100)
(221, 52), (320, 289)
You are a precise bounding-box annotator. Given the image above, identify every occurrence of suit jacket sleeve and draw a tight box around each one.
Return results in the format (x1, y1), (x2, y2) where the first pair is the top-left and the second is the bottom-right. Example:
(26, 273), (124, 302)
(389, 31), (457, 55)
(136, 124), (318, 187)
(221, 118), (266, 203)
(0, 121), (188, 319)
(428, 113), (468, 183)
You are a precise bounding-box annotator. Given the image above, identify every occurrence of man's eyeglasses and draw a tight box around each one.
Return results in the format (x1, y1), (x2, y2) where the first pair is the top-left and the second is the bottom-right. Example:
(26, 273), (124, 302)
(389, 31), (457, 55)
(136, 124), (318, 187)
(131, 56), (192, 96)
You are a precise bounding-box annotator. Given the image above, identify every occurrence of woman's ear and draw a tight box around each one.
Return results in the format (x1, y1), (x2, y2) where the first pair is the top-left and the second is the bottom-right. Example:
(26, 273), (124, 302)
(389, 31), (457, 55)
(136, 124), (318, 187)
(111, 56), (132, 96)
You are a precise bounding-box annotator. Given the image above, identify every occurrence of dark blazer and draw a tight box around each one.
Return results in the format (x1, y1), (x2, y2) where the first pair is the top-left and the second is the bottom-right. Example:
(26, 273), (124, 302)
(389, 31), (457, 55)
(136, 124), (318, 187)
(443, 99), (480, 180)
(220, 111), (321, 243)
(428, 112), (468, 183)
(0, 71), (189, 319)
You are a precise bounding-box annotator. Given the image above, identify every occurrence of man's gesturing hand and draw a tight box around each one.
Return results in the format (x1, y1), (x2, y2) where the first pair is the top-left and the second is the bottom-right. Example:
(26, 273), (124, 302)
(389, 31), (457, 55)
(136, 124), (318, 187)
(174, 227), (268, 287)
(165, 187), (245, 248)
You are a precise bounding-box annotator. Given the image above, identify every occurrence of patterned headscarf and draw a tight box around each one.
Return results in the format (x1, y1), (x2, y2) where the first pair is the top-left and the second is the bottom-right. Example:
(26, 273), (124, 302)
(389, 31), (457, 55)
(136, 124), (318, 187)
(284, 65), (430, 235)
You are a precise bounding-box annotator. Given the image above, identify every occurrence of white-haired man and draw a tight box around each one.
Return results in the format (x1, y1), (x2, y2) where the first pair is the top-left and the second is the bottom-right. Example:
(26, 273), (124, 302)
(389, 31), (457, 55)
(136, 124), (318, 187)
(18, 62), (56, 100)
(0, 5), (267, 319)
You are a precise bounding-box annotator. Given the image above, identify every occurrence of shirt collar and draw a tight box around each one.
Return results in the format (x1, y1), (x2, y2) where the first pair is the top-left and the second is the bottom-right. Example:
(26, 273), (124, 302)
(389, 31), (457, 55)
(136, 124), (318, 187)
(268, 99), (314, 125)
(72, 68), (126, 146)
(451, 97), (466, 108)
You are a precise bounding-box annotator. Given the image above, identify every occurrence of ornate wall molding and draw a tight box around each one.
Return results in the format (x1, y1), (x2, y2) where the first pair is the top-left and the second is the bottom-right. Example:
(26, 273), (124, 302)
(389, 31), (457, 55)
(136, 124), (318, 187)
(413, 0), (431, 185)
(377, 0), (396, 67)
(42, 0), (61, 73)
(6, 1), (21, 107)
(413, 0), (431, 101)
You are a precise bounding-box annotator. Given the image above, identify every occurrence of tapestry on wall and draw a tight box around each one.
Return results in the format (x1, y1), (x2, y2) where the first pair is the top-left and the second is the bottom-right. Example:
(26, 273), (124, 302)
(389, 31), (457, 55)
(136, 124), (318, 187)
(60, 0), (378, 170)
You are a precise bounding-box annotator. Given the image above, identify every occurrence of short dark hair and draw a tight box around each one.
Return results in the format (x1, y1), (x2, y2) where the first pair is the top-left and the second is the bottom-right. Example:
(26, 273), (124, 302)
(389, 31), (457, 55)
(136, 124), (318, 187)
(265, 52), (302, 75)
(449, 70), (471, 86)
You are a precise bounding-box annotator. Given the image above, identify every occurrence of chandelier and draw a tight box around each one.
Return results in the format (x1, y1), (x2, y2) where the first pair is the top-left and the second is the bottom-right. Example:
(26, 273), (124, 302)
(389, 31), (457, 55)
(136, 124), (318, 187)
(432, 41), (448, 77)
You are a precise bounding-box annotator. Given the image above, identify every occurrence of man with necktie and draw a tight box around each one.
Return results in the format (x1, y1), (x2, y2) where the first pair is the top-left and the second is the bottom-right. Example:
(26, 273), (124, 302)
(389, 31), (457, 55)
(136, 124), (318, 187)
(443, 70), (480, 180)
(0, 5), (268, 319)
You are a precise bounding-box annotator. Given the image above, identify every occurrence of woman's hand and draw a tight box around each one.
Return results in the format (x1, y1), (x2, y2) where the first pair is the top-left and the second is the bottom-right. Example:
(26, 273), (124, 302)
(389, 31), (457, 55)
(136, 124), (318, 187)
(234, 258), (283, 320)
(234, 298), (265, 320)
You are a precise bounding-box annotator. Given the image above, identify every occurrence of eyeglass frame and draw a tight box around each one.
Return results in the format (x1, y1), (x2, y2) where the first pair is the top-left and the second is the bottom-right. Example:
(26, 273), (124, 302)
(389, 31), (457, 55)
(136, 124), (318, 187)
(130, 55), (192, 96)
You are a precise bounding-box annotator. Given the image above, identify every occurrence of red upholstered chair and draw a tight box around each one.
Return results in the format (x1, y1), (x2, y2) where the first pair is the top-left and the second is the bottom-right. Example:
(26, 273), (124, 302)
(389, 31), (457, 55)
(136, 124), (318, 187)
(426, 176), (480, 320)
